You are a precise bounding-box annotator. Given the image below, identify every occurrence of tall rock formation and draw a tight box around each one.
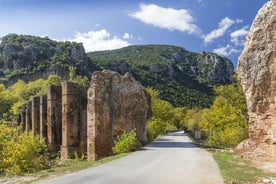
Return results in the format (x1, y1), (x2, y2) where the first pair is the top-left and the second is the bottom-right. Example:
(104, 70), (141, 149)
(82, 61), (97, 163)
(236, 0), (276, 161)
(87, 70), (151, 161)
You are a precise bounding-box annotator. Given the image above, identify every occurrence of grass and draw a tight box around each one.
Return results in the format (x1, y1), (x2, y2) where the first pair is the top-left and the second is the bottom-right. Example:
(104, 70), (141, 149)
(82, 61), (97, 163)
(0, 153), (128, 184)
(213, 151), (276, 183)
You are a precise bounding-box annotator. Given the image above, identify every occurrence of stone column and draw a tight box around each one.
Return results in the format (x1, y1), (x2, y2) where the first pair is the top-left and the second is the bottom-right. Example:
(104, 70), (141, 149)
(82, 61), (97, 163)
(47, 85), (62, 152)
(60, 81), (87, 160)
(40, 95), (47, 141)
(32, 96), (40, 136)
(87, 71), (113, 161)
(25, 102), (32, 133)
(20, 110), (26, 131)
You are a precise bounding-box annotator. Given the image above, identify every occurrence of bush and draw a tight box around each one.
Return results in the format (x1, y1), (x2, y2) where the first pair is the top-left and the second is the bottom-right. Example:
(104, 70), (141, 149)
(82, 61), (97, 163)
(112, 129), (142, 154)
(0, 124), (49, 175)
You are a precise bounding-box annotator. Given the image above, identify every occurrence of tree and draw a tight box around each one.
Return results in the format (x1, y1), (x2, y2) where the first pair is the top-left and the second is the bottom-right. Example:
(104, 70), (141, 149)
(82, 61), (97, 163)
(171, 107), (189, 129)
(184, 108), (203, 134)
(199, 82), (248, 147)
(0, 75), (62, 119)
(146, 88), (175, 141)
(0, 123), (48, 175)
(0, 84), (16, 120)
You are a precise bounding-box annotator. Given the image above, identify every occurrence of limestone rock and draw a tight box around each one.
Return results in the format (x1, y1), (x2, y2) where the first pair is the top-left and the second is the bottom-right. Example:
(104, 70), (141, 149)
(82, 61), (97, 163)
(70, 43), (86, 61)
(87, 70), (151, 160)
(236, 0), (276, 161)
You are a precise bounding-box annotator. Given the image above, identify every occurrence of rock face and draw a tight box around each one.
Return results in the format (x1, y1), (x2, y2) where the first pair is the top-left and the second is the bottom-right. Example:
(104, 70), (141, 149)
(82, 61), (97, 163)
(87, 70), (151, 161)
(236, 0), (276, 161)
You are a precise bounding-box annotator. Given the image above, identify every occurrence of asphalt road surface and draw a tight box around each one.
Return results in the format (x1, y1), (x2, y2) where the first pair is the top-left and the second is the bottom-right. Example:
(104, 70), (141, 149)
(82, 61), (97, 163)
(39, 131), (224, 184)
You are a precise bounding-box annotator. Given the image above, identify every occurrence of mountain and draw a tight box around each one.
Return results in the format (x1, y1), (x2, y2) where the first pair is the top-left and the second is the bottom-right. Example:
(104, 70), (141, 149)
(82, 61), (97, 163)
(0, 34), (235, 108)
(0, 34), (97, 86)
(88, 45), (235, 107)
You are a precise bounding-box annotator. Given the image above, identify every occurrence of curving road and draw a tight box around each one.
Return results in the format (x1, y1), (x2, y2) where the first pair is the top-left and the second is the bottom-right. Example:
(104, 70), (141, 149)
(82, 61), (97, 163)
(39, 132), (223, 184)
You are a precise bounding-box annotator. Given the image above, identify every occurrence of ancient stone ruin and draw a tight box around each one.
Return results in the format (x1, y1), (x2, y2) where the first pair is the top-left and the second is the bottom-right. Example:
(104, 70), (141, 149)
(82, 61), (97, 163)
(236, 0), (276, 161)
(87, 70), (151, 160)
(19, 70), (151, 160)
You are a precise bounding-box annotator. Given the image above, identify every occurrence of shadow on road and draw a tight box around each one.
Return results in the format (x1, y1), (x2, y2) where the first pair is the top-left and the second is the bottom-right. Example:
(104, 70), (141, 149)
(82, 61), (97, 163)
(144, 141), (196, 149)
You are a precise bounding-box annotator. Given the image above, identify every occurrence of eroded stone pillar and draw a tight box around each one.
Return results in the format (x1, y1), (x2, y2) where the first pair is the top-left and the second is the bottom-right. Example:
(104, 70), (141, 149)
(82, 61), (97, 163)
(60, 81), (87, 160)
(40, 95), (47, 141)
(20, 110), (26, 131)
(25, 102), (32, 133)
(32, 96), (40, 136)
(87, 70), (151, 161)
(47, 85), (62, 152)
(87, 82), (112, 161)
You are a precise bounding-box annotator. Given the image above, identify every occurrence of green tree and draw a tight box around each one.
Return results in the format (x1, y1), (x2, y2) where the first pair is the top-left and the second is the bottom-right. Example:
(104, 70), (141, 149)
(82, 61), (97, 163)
(171, 107), (189, 129)
(69, 66), (89, 88)
(0, 84), (16, 121)
(199, 82), (248, 147)
(3, 75), (62, 117)
(146, 88), (175, 141)
(183, 108), (203, 134)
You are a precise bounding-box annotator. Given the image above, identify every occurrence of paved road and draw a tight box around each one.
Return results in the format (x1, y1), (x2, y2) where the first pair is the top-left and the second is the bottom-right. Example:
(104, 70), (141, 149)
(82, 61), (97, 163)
(39, 132), (223, 184)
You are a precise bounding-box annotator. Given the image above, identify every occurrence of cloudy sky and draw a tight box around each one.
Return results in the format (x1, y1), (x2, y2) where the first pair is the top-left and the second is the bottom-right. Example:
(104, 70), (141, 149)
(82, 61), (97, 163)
(0, 0), (268, 67)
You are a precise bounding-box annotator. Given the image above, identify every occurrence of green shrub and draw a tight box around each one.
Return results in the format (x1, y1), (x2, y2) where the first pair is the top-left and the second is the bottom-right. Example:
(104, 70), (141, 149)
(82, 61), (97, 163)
(0, 124), (49, 175)
(112, 129), (142, 154)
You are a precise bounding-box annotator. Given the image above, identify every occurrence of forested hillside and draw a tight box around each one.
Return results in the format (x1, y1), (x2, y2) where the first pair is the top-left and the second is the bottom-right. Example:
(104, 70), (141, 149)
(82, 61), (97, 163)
(88, 45), (235, 107)
(0, 34), (235, 108)
(0, 34), (97, 86)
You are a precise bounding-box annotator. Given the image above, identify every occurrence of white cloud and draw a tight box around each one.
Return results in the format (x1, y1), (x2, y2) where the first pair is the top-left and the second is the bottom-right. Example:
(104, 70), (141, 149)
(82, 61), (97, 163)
(230, 26), (249, 45)
(203, 17), (235, 43)
(213, 44), (240, 56)
(137, 36), (143, 41)
(129, 4), (200, 34)
(70, 29), (129, 52)
(123, 32), (133, 39)
(235, 19), (243, 23)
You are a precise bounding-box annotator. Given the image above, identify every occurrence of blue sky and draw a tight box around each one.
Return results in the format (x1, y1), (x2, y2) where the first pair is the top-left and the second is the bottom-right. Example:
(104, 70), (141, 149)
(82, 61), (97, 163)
(0, 0), (269, 67)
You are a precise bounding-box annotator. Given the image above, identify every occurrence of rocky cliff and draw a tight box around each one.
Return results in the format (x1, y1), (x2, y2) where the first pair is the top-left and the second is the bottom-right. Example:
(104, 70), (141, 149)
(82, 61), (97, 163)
(236, 0), (276, 161)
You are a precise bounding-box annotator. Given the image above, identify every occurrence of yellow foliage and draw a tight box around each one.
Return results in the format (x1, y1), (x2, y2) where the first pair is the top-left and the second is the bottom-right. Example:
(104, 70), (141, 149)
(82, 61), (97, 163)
(0, 124), (48, 175)
(182, 82), (248, 148)
(146, 88), (176, 141)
